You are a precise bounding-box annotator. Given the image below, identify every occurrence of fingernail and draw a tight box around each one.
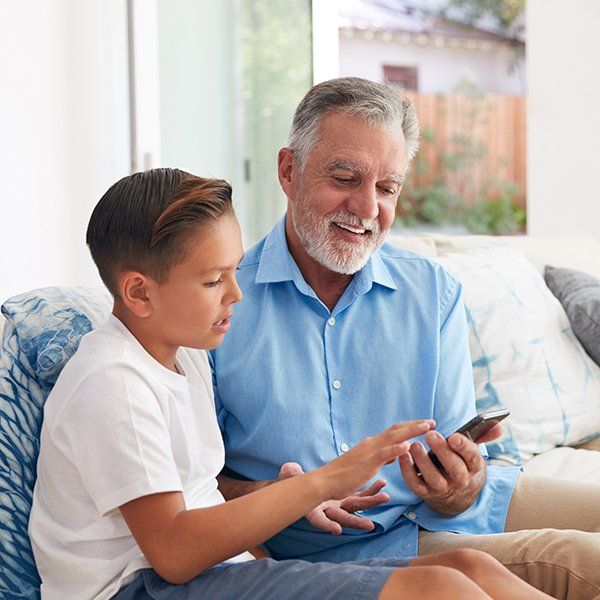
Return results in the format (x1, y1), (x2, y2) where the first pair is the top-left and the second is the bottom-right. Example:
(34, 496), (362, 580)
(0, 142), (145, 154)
(451, 435), (463, 447)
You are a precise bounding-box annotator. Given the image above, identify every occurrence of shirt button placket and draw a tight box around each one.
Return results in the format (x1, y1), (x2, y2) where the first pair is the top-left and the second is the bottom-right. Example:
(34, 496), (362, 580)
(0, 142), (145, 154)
(326, 315), (345, 457)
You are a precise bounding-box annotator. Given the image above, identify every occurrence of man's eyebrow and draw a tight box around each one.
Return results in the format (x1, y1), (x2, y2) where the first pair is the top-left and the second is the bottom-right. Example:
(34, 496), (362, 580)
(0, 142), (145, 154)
(327, 160), (366, 175)
(327, 160), (404, 185)
(386, 173), (405, 186)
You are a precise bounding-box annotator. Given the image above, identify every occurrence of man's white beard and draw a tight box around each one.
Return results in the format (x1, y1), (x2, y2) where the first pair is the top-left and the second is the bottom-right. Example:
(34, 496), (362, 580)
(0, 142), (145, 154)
(291, 194), (387, 275)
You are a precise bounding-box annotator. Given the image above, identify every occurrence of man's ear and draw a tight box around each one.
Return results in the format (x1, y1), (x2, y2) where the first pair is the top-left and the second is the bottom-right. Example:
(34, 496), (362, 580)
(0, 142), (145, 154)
(277, 147), (297, 199)
(117, 271), (153, 318)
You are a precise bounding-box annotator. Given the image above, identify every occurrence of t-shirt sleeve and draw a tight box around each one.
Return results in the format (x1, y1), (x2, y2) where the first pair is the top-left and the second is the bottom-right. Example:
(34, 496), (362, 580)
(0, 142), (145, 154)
(54, 363), (183, 516)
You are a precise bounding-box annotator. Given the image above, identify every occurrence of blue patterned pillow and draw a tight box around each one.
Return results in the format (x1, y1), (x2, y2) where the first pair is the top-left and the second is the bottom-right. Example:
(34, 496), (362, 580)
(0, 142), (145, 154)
(0, 287), (111, 598)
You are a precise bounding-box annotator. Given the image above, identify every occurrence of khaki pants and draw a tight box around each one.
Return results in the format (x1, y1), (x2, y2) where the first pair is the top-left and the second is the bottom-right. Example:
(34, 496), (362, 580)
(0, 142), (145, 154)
(419, 474), (600, 600)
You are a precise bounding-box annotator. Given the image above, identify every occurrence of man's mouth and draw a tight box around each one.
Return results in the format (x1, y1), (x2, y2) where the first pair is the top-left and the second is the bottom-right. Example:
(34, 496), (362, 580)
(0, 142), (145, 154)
(333, 222), (370, 236)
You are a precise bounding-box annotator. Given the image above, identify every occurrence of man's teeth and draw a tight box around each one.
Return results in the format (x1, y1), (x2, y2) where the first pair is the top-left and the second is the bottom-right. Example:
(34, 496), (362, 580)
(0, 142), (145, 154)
(336, 223), (367, 234)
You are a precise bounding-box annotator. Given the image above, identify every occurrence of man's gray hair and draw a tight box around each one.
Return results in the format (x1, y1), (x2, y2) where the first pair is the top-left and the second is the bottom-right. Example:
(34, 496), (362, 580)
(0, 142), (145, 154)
(288, 77), (420, 171)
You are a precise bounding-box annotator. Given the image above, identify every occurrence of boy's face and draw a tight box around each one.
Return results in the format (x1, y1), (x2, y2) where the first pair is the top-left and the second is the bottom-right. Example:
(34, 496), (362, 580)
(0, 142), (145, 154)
(150, 214), (244, 350)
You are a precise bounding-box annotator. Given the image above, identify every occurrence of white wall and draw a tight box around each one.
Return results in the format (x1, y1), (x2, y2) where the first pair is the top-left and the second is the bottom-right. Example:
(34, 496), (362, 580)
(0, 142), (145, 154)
(527, 0), (600, 239)
(339, 35), (525, 95)
(0, 1), (130, 303)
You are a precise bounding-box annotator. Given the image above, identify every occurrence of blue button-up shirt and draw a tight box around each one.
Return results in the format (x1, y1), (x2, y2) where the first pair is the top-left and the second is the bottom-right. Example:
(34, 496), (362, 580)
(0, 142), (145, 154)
(210, 216), (520, 562)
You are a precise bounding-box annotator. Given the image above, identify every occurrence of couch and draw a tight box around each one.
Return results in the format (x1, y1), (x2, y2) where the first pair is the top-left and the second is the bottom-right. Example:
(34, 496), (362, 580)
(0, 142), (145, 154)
(1, 232), (599, 599)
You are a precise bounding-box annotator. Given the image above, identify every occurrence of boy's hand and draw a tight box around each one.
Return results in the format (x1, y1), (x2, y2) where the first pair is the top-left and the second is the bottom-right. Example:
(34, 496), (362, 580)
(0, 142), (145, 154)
(313, 420), (435, 503)
(277, 462), (389, 534)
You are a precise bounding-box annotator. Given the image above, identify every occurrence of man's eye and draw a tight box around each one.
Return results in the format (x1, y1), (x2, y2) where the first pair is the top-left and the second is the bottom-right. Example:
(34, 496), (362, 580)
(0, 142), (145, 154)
(334, 177), (353, 184)
(204, 279), (223, 288)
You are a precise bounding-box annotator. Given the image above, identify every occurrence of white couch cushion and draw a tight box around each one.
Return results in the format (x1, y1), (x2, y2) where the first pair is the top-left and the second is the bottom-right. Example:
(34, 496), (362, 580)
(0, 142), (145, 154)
(436, 242), (600, 465)
(522, 447), (600, 483)
(430, 233), (600, 279)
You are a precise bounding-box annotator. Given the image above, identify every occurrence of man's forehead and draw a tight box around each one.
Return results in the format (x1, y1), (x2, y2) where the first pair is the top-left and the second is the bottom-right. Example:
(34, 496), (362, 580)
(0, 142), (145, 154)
(326, 159), (405, 183)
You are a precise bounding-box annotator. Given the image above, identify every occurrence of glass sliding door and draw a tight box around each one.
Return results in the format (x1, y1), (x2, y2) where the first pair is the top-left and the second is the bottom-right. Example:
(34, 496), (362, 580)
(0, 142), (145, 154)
(239, 0), (312, 244)
(156, 0), (312, 246)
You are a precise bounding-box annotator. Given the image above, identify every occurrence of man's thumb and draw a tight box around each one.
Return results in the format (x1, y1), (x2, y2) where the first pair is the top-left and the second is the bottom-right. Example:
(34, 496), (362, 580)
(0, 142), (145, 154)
(277, 462), (305, 480)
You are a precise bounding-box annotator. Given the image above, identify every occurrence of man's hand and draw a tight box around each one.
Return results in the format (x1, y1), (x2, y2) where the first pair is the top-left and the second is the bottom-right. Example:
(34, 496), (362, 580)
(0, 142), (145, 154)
(277, 462), (390, 535)
(399, 424), (502, 516)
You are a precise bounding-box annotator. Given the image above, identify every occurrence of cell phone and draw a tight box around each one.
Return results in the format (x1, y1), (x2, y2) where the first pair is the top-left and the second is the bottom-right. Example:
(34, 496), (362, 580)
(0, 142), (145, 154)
(417, 408), (510, 474)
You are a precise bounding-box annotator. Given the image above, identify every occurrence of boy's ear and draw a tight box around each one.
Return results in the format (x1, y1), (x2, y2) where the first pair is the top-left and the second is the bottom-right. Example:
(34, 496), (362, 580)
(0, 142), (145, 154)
(118, 271), (153, 318)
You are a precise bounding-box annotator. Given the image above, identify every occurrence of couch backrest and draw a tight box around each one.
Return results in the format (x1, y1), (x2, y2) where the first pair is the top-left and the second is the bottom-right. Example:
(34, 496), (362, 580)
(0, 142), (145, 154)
(388, 231), (600, 279)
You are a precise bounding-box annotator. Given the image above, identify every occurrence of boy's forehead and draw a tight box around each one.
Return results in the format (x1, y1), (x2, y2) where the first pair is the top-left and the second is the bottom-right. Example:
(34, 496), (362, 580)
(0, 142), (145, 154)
(175, 218), (243, 272)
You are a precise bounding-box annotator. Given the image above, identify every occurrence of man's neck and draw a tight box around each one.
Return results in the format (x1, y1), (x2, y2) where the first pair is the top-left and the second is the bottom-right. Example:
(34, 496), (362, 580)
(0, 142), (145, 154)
(284, 218), (353, 313)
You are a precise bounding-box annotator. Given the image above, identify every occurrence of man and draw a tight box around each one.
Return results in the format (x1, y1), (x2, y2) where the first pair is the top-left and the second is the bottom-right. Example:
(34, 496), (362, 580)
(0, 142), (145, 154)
(210, 77), (600, 599)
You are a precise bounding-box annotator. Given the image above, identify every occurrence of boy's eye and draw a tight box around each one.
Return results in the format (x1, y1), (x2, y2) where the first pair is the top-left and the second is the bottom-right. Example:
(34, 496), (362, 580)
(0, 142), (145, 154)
(204, 279), (223, 288)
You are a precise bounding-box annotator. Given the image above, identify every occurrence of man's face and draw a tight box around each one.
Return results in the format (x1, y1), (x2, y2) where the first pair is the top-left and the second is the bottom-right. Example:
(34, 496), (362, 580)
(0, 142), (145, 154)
(287, 111), (408, 275)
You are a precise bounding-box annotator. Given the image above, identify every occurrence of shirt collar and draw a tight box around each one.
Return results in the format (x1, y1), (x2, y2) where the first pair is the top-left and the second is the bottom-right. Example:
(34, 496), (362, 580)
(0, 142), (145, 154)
(255, 214), (397, 292)
(255, 216), (296, 285)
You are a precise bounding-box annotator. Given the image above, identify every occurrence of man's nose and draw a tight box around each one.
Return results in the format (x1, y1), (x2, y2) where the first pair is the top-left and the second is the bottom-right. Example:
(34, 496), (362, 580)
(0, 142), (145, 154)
(347, 185), (379, 221)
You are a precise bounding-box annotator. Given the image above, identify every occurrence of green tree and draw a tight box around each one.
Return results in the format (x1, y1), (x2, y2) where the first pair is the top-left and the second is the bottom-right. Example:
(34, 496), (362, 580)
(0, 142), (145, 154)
(440, 0), (525, 39)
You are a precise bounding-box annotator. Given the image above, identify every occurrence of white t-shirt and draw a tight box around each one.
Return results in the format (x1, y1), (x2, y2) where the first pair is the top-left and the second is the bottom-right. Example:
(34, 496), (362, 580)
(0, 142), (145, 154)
(29, 315), (253, 600)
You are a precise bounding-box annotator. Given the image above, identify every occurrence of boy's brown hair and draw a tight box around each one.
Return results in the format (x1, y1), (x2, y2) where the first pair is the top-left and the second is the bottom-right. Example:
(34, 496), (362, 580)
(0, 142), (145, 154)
(86, 168), (234, 297)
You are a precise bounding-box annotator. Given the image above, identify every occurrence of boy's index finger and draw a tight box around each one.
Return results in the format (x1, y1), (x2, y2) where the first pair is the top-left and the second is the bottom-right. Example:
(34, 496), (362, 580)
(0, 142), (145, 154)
(383, 420), (435, 443)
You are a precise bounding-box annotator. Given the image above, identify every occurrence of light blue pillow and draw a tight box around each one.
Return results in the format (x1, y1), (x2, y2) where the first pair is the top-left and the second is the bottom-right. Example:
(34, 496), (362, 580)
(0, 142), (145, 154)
(0, 287), (111, 598)
(437, 243), (600, 465)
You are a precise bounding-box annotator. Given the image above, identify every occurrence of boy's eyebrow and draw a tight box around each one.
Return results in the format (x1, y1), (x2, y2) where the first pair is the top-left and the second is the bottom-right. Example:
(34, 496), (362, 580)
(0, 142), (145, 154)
(200, 256), (244, 275)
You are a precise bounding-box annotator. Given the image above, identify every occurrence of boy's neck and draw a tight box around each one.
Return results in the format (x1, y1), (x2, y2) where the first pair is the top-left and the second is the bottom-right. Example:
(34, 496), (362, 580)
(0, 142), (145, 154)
(112, 303), (180, 374)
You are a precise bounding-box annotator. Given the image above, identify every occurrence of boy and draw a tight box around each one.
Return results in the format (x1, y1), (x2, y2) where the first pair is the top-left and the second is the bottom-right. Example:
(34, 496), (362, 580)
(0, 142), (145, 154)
(29, 168), (553, 600)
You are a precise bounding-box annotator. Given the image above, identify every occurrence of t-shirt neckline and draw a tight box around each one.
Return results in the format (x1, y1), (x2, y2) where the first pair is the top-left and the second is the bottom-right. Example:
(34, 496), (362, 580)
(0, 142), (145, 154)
(105, 314), (188, 388)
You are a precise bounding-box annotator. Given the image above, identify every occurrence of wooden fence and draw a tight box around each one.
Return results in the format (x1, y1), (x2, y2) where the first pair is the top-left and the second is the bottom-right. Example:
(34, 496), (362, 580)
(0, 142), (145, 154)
(405, 92), (526, 208)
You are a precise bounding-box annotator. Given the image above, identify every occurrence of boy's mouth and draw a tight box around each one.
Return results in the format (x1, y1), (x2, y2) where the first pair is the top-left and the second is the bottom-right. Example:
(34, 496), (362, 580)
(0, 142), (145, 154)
(212, 314), (233, 333)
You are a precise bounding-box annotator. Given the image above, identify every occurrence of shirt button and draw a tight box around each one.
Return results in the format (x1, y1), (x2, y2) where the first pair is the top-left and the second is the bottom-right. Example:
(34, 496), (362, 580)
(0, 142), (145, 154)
(340, 443), (349, 452)
(332, 379), (341, 390)
(407, 512), (417, 520)
(327, 317), (336, 326)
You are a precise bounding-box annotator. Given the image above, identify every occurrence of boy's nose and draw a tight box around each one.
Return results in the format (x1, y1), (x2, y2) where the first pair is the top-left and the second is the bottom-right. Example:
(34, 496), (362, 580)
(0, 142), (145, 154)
(229, 280), (243, 304)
